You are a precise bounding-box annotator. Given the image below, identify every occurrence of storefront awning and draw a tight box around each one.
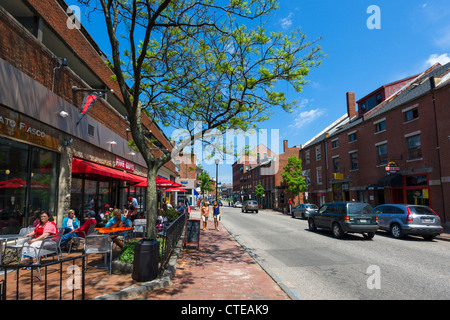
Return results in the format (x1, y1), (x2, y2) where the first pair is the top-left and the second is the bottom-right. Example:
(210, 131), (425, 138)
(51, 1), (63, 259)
(72, 158), (142, 183)
(378, 173), (403, 187)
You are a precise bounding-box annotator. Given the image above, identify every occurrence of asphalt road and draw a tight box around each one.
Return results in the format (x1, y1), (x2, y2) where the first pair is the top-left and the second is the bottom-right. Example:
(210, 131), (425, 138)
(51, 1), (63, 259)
(219, 206), (450, 300)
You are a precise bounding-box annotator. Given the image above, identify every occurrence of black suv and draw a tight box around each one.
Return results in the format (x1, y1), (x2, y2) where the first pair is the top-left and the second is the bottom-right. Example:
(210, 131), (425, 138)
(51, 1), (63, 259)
(308, 202), (378, 239)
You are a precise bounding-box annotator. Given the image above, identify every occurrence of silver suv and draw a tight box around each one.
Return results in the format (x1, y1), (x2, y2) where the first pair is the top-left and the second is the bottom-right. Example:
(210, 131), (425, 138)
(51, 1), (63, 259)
(242, 200), (259, 213)
(374, 204), (443, 240)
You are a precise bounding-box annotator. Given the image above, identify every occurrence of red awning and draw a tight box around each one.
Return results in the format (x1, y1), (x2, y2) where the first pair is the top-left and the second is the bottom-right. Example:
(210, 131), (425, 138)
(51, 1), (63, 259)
(72, 158), (142, 183)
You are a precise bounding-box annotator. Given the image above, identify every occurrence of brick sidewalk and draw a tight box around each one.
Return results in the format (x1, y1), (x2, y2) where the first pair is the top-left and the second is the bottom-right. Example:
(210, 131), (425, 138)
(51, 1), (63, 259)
(128, 212), (289, 300)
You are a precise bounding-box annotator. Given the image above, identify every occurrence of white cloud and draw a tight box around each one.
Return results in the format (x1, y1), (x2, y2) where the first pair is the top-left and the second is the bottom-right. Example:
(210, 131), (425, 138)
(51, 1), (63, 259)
(425, 53), (450, 67)
(280, 13), (294, 30)
(289, 108), (325, 129)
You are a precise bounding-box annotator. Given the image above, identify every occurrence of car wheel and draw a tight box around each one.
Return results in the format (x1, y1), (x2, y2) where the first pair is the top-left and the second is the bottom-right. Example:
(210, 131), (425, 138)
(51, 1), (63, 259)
(291, 212), (295, 218)
(390, 224), (403, 239)
(363, 232), (375, 240)
(255, 210), (258, 213)
(301, 212), (305, 219)
(332, 223), (344, 239)
(308, 218), (317, 232)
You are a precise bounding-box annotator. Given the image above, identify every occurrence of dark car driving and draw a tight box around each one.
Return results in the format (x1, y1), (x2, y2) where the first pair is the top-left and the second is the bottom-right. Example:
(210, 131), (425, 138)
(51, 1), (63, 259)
(308, 202), (378, 239)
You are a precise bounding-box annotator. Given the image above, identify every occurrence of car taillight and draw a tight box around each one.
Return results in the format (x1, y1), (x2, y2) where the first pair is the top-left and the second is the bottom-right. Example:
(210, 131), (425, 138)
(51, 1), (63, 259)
(406, 207), (413, 222)
(376, 215), (378, 222)
(344, 215), (350, 221)
(305, 208), (309, 212)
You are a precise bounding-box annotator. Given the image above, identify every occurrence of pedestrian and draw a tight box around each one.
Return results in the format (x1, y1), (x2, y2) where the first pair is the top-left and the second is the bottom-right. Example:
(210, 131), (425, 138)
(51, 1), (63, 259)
(186, 203), (191, 219)
(62, 209), (79, 234)
(201, 201), (209, 231)
(213, 201), (221, 231)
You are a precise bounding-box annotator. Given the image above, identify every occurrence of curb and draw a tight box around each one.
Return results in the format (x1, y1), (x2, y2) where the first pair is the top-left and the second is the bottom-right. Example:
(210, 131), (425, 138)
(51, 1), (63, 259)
(92, 235), (184, 300)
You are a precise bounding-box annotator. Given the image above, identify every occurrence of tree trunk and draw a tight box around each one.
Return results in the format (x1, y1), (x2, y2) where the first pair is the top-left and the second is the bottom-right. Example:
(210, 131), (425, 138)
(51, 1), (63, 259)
(145, 166), (158, 240)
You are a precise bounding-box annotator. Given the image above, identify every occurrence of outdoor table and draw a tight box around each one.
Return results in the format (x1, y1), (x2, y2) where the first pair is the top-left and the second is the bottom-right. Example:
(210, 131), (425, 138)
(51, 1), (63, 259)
(92, 227), (133, 269)
(0, 234), (24, 275)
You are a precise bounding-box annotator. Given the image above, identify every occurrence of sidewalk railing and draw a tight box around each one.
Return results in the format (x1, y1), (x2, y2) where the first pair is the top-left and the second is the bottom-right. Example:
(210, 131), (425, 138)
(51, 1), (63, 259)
(159, 213), (186, 273)
(0, 255), (86, 300)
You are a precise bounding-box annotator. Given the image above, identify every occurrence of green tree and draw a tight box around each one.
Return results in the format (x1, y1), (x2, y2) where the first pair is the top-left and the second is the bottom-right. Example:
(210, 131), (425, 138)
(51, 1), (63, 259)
(197, 170), (214, 199)
(281, 156), (307, 198)
(77, 0), (324, 239)
(254, 182), (264, 205)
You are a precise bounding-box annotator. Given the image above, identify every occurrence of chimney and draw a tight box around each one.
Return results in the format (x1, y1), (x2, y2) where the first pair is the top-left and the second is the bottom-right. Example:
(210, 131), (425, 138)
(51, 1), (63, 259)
(283, 140), (288, 153)
(346, 92), (357, 119)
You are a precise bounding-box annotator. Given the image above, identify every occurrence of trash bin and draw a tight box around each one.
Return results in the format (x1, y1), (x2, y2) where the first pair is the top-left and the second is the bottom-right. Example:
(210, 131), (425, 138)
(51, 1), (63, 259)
(132, 238), (159, 282)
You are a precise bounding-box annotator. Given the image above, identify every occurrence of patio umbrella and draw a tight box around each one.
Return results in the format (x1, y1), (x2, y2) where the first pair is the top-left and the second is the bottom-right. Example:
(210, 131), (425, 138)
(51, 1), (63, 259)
(162, 187), (188, 193)
(0, 178), (49, 189)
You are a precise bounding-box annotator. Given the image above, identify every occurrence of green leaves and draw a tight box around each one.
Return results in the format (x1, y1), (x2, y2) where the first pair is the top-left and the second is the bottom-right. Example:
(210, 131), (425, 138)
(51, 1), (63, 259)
(281, 156), (308, 196)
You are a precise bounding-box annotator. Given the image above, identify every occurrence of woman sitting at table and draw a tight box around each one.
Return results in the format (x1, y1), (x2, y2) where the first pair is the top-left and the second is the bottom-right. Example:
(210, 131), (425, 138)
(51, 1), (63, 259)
(60, 210), (97, 248)
(62, 209), (79, 234)
(20, 212), (58, 265)
(104, 209), (132, 249)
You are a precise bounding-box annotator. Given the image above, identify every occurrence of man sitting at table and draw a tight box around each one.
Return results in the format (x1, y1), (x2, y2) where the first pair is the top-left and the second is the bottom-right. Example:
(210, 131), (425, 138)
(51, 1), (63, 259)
(104, 208), (132, 249)
(60, 210), (97, 248)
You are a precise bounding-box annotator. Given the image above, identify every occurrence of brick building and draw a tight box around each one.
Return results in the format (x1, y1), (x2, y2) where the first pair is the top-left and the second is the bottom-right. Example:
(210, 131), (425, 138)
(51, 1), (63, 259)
(232, 141), (304, 211)
(0, 0), (176, 231)
(300, 63), (450, 227)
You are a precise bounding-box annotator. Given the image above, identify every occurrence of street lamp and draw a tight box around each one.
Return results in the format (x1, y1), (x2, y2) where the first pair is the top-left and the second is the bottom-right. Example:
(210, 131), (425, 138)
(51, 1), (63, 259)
(215, 158), (219, 201)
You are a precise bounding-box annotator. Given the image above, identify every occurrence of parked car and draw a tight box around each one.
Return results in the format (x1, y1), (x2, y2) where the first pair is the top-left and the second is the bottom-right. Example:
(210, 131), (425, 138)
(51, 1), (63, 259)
(308, 202), (378, 239)
(234, 201), (242, 208)
(242, 200), (259, 213)
(291, 203), (319, 219)
(374, 204), (443, 240)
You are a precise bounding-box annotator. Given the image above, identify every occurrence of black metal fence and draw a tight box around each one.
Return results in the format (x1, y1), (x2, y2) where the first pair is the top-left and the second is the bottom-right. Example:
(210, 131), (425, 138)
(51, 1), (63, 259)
(158, 212), (186, 273)
(0, 255), (86, 300)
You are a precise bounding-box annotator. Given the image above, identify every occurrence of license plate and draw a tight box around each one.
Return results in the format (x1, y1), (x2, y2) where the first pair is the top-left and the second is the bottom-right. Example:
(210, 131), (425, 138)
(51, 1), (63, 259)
(359, 219), (367, 223)
(423, 219), (433, 223)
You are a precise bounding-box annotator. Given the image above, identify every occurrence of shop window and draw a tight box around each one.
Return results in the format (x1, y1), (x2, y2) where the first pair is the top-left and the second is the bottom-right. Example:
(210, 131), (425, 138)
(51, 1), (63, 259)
(0, 137), (58, 233)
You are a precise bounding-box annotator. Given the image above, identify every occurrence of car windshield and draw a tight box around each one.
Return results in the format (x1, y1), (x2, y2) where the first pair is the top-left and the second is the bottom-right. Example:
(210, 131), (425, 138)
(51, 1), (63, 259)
(347, 203), (374, 215)
(408, 206), (436, 216)
(306, 204), (318, 209)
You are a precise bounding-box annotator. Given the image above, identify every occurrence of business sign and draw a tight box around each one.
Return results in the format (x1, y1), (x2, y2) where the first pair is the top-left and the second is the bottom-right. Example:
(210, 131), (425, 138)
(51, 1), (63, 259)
(115, 157), (135, 172)
(385, 161), (399, 174)
(0, 107), (58, 150)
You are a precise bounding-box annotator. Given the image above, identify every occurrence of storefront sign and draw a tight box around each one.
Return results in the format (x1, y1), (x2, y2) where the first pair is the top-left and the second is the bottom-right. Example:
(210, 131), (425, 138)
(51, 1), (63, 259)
(0, 107), (58, 150)
(115, 157), (135, 172)
(385, 161), (399, 174)
(334, 173), (344, 180)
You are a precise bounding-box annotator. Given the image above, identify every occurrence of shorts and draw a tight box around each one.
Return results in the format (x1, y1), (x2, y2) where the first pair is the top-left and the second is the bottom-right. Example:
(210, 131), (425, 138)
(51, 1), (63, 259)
(201, 215), (209, 222)
(213, 214), (220, 219)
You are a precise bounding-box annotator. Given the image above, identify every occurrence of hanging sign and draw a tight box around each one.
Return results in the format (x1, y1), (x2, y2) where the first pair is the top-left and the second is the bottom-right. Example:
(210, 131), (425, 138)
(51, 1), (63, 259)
(385, 161), (399, 174)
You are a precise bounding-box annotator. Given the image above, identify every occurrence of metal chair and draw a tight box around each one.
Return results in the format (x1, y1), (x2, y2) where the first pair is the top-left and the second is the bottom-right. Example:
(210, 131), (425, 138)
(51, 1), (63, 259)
(132, 219), (147, 239)
(67, 223), (97, 254)
(84, 234), (113, 274)
(19, 228), (65, 280)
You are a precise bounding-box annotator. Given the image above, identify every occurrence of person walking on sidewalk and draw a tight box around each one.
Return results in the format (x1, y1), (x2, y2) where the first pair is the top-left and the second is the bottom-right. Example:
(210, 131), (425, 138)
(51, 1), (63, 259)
(201, 201), (209, 231)
(213, 201), (221, 231)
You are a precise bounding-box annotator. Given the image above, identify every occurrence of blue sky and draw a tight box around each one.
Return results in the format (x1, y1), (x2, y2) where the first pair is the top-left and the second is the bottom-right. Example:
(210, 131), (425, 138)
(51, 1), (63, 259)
(69, 0), (450, 184)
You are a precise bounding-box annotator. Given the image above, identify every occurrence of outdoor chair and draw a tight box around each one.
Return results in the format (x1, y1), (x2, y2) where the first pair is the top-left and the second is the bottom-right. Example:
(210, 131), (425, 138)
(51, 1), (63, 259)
(132, 219), (147, 239)
(84, 234), (113, 274)
(67, 223), (97, 254)
(18, 228), (65, 281)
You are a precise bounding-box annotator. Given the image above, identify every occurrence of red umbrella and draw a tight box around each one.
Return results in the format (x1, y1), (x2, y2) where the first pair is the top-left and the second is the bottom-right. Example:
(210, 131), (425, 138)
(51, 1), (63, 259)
(135, 176), (183, 188)
(162, 187), (188, 193)
(0, 178), (49, 189)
